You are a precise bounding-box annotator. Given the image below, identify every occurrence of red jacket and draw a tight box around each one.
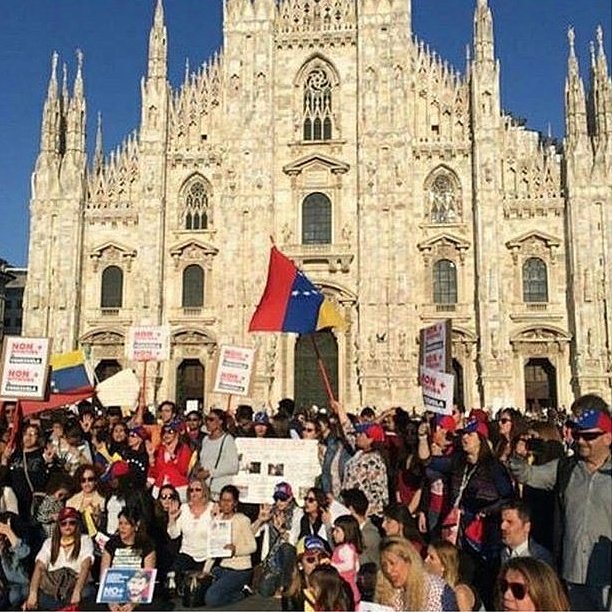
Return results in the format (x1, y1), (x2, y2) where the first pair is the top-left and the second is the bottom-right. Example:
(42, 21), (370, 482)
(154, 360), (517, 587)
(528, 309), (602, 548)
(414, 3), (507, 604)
(148, 442), (193, 489)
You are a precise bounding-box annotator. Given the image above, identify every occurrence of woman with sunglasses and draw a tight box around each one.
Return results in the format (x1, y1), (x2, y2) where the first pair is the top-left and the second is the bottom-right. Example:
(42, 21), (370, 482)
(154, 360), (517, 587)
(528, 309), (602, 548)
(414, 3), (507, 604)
(197, 409), (239, 501)
(252, 482), (302, 598)
(496, 557), (568, 611)
(494, 408), (527, 464)
(298, 487), (331, 544)
(166, 477), (213, 591)
(125, 426), (150, 487)
(152, 485), (181, 594)
(283, 535), (332, 612)
(25, 507), (94, 611)
(66, 465), (105, 528)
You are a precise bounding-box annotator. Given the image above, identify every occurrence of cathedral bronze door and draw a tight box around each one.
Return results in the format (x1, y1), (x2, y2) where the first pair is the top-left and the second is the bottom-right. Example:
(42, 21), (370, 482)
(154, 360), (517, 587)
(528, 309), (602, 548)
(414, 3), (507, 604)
(294, 330), (338, 411)
(176, 359), (205, 411)
(524, 358), (557, 412)
(451, 358), (464, 408)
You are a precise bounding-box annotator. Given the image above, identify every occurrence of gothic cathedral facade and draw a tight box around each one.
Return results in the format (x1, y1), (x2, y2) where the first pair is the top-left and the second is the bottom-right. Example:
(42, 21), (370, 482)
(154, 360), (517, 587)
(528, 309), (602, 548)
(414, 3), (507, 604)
(23, 0), (612, 411)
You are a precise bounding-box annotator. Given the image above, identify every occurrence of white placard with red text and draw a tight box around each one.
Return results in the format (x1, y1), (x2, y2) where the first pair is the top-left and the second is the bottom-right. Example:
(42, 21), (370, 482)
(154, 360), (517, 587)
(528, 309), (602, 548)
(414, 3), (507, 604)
(126, 326), (170, 362)
(420, 366), (454, 415)
(420, 320), (451, 373)
(0, 336), (51, 400)
(212, 345), (256, 397)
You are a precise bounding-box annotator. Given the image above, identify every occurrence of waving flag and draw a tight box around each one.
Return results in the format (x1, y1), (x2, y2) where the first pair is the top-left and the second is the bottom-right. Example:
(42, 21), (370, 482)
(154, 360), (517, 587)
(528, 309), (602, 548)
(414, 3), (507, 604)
(249, 247), (344, 334)
(50, 350), (93, 394)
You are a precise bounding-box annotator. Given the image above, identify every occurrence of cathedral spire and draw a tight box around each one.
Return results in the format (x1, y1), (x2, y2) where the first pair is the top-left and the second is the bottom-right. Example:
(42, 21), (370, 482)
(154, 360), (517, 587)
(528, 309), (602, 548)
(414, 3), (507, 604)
(565, 27), (588, 146)
(73, 48), (84, 100)
(473, 0), (494, 65)
(94, 111), (103, 172)
(39, 52), (61, 155)
(47, 51), (59, 100)
(65, 49), (86, 156)
(147, 0), (167, 81)
(588, 25), (611, 145)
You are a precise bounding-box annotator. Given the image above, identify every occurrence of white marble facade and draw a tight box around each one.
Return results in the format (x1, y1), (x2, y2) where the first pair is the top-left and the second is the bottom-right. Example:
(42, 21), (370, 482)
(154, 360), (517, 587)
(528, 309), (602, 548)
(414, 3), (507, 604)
(23, 0), (612, 411)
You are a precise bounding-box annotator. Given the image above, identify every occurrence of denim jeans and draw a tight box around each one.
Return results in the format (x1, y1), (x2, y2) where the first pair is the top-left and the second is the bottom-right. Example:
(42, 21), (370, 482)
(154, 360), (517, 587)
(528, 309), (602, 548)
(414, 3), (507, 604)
(205, 566), (252, 607)
(259, 542), (297, 597)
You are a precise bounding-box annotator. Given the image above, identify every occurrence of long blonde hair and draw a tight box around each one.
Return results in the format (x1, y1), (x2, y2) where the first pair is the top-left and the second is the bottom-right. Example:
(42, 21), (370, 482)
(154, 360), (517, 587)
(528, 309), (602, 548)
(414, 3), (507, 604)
(375, 537), (426, 611)
(430, 540), (460, 587)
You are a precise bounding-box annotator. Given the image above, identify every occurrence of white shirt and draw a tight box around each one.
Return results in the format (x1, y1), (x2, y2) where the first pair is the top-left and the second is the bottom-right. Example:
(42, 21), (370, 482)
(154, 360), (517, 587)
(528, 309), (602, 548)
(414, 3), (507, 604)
(167, 503), (213, 562)
(36, 535), (94, 573)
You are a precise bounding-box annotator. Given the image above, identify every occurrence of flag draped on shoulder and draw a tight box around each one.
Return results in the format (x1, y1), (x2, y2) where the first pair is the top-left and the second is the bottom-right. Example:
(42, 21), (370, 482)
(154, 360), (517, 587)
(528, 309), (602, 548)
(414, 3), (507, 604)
(249, 247), (344, 334)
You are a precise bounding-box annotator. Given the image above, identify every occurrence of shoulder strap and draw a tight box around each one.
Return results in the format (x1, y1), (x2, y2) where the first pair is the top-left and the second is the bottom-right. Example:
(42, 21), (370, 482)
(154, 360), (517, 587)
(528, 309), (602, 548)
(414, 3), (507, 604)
(214, 434), (228, 470)
(555, 456), (578, 501)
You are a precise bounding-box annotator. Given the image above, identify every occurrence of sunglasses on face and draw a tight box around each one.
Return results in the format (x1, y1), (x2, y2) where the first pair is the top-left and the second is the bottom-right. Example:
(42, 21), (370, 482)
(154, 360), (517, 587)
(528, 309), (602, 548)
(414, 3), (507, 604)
(303, 427), (316, 433)
(160, 494), (176, 500)
(500, 579), (527, 600)
(304, 496), (317, 503)
(303, 554), (324, 564)
(188, 487), (203, 493)
(572, 429), (604, 441)
(60, 519), (77, 527)
(81, 476), (95, 483)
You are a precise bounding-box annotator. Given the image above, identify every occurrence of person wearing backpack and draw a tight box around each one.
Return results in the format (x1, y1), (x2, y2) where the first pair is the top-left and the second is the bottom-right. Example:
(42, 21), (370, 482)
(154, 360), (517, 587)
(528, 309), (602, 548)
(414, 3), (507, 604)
(509, 394), (611, 611)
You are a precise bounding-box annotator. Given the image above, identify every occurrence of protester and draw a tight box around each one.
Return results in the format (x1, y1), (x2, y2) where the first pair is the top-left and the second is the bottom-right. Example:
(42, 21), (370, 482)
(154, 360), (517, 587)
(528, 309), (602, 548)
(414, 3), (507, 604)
(252, 481), (301, 598)
(309, 564), (355, 611)
(496, 557), (569, 611)
(197, 409), (239, 500)
(25, 507), (94, 610)
(330, 514), (362, 607)
(202, 484), (257, 607)
(166, 477), (213, 589)
(66, 464), (105, 526)
(0, 512), (30, 608)
(375, 536), (458, 611)
(341, 487), (380, 568)
(253, 411), (276, 438)
(382, 502), (426, 557)
(425, 540), (481, 612)
(509, 395), (611, 611)
(298, 487), (331, 543)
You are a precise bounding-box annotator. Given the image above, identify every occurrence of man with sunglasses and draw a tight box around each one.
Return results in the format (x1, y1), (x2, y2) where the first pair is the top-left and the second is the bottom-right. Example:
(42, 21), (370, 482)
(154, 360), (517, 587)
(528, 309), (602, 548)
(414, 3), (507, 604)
(510, 395), (611, 611)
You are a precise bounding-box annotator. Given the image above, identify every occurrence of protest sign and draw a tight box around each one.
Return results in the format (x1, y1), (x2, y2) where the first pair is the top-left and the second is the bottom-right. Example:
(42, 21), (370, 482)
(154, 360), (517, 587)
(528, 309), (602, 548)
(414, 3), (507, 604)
(420, 366), (454, 415)
(231, 437), (320, 503)
(97, 568), (157, 605)
(0, 336), (50, 400)
(419, 320), (452, 373)
(96, 368), (140, 413)
(207, 519), (232, 557)
(211, 345), (256, 397)
(126, 326), (170, 362)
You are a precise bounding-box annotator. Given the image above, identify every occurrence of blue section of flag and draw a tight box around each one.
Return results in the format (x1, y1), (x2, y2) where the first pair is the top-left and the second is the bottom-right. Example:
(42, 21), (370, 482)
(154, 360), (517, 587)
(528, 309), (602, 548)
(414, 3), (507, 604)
(50, 364), (91, 393)
(283, 271), (324, 333)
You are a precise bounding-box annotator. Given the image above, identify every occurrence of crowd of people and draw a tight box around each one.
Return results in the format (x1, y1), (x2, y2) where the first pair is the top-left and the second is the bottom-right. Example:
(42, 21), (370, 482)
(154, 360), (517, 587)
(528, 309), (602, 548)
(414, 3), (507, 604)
(0, 391), (609, 611)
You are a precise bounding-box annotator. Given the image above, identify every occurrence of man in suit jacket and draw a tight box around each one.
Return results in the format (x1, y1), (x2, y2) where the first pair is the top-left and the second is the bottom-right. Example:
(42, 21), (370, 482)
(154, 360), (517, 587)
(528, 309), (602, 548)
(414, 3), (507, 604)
(500, 500), (553, 565)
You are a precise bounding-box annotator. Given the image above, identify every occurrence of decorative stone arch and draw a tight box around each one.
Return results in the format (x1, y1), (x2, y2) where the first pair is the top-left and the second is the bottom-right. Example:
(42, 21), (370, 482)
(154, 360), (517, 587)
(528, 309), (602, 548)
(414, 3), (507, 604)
(510, 326), (572, 410)
(172, 327), (217, 356)
(505, 231), (561, 303)
(423, 165), (463, 223)
(89, 241), (137, 273)
(294, 53), (341, 142)
(178, 173), (213, 230)
(169, 239), (219, 271)
(79, 327), (126, 364)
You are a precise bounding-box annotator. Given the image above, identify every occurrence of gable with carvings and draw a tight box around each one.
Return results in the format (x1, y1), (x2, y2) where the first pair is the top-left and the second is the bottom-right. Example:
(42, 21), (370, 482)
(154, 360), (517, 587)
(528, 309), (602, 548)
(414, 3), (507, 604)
(89, 242), (137, 272)
(169, 239), (219, 270)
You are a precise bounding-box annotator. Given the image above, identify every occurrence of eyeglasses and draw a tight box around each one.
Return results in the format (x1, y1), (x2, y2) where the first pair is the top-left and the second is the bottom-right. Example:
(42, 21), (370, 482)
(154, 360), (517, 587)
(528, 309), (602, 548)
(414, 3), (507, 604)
(188, 487), (203, 493)
(499, 417), (512, 424)
(304, 496), (317, 503)
(303, 554), (323, 564)
(60, 519), (77, 527)
(500, 579), (527, 600)
(81, 476), (95, 483)
(572, 430), (604, 441)
(160, 494), (176, 500)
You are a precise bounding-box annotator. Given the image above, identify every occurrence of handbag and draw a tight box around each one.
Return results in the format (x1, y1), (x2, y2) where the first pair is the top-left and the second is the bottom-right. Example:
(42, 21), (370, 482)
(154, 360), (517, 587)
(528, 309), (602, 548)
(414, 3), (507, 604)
(182, 571), (213, 608)
(441, 464), (477, 546)
(39, 567), (78, 603)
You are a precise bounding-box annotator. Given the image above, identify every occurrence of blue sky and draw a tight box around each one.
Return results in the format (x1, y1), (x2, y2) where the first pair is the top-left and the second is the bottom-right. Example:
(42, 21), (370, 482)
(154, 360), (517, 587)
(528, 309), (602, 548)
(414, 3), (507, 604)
(1, 0), (610, 267)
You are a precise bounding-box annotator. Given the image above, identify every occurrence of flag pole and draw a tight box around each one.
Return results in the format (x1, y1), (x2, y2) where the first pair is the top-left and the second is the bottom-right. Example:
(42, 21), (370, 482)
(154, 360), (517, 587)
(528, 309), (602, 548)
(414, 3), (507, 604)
(309, 334), (335, 404)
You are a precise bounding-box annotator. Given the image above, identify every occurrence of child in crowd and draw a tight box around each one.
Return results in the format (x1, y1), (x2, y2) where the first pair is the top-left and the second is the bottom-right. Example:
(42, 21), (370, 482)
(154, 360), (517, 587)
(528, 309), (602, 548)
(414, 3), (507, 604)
(330, 514), (362, 607)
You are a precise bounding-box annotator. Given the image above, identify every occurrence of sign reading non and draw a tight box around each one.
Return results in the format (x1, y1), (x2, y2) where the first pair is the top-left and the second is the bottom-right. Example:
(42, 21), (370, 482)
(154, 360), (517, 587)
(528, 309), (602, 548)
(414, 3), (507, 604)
(420, 366), (454, 415)
(126, 326), (170, 362)
(212, 345), (256, 397)
(0, 336), (51, 400)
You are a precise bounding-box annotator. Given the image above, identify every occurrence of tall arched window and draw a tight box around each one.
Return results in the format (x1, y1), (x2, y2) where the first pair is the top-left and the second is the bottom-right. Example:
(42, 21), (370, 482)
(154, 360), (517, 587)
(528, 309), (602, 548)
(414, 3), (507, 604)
(101, 265), (123, 308)
(182, 264), (204, 308)
(182, 179), (210, 230)
(302, 192), (332, 244)
(303, 68), (333, 141)
(523, 258), (548, 302)
(433, 259), (457, 304)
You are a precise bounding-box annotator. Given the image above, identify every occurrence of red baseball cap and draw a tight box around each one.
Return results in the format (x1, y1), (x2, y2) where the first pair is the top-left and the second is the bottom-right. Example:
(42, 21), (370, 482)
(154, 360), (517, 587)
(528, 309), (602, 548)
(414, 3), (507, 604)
(355, 422), (386, 443)
(436, 414), (457, 433)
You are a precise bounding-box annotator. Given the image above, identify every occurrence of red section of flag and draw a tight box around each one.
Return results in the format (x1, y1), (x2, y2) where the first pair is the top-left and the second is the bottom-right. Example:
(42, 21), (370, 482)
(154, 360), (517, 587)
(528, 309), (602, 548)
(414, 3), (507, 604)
(20, 388), (95, 417)
(249, 247), (297, 331)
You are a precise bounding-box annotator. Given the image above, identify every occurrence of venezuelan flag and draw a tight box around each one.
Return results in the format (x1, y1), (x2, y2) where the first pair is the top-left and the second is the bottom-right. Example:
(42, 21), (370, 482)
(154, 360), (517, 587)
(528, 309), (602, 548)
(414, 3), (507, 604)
(249, 247), (344, 334)
(50, 350), (93, 393)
